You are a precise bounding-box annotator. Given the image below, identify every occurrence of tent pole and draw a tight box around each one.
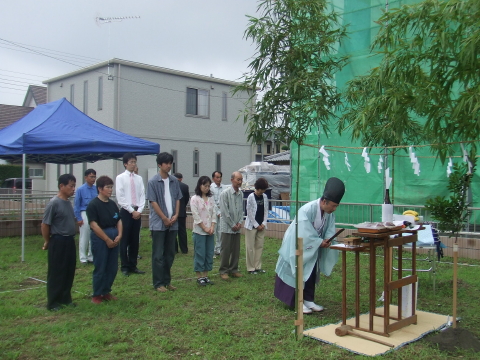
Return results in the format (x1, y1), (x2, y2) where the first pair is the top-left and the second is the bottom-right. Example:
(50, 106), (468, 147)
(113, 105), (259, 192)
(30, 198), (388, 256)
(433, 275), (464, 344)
(21, 153), (26, 262)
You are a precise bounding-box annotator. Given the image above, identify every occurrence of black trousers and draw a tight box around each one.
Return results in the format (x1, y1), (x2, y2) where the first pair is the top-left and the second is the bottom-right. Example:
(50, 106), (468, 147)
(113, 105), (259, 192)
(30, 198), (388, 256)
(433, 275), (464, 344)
(175, 216), (188, 254)
(47, 235), (76, 309)
(119, 208), (141, 272)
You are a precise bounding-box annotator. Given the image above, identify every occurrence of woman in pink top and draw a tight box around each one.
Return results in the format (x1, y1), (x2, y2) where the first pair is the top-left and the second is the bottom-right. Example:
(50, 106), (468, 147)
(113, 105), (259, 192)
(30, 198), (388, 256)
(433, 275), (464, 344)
(190, 176), (217, 286)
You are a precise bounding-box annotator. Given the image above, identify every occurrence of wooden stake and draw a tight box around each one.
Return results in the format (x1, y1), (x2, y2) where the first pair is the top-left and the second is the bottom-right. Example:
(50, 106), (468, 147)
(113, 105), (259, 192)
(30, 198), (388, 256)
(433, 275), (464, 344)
(296, 237), (304, 340)
(453, 243), (458, 328)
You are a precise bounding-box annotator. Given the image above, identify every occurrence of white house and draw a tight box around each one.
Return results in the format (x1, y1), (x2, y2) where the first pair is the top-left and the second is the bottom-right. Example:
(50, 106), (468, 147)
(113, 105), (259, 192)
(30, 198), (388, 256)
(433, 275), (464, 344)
(42, 58), (255, 191)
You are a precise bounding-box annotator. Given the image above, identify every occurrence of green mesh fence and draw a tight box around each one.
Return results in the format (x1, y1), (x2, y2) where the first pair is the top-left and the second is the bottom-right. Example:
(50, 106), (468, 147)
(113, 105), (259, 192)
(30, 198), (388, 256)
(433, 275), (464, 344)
(291, 0), (479, 224)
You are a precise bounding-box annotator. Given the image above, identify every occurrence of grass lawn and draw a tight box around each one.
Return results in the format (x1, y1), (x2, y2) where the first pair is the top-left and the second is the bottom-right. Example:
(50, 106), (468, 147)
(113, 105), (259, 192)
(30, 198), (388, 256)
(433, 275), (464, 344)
(1, 229), (479, 359)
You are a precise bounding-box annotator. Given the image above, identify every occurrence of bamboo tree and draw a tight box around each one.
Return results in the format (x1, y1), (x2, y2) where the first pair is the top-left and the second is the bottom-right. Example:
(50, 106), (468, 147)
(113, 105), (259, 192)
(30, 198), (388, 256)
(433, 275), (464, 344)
(234, 0), (348, 339)
(338, 0), (479, 161)
(338, 0), (480, 332)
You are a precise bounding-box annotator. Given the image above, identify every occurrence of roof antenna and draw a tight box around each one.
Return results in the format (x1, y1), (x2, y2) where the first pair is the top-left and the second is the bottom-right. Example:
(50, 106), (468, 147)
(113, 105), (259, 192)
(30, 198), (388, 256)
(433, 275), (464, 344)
(95, 15), (141, 79)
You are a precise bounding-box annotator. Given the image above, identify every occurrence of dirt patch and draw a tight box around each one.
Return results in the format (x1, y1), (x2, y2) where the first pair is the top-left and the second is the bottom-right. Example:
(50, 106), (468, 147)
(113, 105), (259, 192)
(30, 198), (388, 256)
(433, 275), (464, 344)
(426, 327), (480, 353)
(18, 278), (44, 286)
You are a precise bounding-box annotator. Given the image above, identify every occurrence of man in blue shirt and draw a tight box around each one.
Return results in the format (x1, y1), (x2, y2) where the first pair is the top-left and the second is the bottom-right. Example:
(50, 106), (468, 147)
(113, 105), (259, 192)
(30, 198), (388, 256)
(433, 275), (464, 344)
(74, 169), (97, 264)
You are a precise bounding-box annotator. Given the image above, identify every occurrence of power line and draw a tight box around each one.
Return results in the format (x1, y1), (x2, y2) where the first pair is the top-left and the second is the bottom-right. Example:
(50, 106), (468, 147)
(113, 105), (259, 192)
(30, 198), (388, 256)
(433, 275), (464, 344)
(0, 73), (46, 83)
(0, 80), (36, 87)
(0, 37), (251, 102)
(0, 86), (25, 91)
(0, 39), (102, 62)
(0, 44), (97, 66)
(0, 78), (43, 86)
(0, 68), (48, 78)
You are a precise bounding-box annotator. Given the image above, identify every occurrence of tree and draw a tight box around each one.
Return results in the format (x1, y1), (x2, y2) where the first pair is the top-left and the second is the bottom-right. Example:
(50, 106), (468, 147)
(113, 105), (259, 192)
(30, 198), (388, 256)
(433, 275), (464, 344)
(234, 0), (349, 340)
(425, 163), (474, 239)
(234, 0), (349, 146)
(424, 161), (475, 328)
(338, 0), (479, 161)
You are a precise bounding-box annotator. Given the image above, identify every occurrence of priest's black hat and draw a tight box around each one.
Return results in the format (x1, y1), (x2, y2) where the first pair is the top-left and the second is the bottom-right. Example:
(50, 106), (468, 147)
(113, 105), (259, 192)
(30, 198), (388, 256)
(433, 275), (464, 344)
(323, 177), (345, 204)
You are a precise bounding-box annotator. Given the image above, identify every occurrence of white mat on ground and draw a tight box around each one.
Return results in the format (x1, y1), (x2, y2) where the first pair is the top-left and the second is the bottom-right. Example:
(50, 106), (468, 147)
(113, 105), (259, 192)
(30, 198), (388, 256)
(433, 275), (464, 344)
(304, 306), (447, 356)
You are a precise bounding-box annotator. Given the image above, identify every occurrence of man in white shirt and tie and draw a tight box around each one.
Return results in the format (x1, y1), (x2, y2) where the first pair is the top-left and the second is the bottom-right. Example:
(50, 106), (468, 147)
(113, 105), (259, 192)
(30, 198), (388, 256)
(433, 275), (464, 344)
(116, 152), (146, 276)
(210, 171), (227, 257)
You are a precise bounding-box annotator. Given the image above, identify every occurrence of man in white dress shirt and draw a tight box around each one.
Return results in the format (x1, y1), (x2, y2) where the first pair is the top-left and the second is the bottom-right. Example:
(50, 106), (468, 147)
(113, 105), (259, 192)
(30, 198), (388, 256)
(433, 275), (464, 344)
(210, 171), (227, 256)
(116, 153), (146, 276)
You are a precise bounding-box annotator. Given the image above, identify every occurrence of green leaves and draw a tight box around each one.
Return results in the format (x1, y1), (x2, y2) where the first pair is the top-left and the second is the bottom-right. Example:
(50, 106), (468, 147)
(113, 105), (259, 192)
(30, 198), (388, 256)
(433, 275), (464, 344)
(339, 0), (479, 159)
(234, 0), (349, 145)
(425, 162), (475, 237)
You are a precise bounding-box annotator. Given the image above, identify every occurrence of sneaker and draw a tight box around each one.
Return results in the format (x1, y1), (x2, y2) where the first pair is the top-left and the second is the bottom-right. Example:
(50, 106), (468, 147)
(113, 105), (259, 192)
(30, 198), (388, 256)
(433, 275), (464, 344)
(248, 271), (258, 275)
(304, 300), (324, 312)
(197, 277), (207, 286)
(303, 304), (313, 314)
(103, 293), (118, 301)
(204, 277), (214, 285)
(91, 295), (103, 304)
(255, 269), (266, 273)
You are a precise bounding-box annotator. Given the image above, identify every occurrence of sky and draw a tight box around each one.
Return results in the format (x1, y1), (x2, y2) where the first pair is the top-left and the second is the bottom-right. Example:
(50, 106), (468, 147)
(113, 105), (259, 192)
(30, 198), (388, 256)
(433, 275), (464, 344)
(0, 0), (259, 106)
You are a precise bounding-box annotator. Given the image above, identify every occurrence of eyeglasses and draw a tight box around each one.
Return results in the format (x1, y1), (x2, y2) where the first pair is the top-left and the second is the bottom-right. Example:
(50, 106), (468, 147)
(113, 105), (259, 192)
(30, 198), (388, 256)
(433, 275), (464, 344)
(127, 160), (137, 165)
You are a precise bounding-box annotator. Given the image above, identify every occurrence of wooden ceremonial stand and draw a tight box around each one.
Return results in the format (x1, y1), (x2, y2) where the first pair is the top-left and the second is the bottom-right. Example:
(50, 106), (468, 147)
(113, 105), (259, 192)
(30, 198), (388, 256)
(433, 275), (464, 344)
(331, 227), (424, 337)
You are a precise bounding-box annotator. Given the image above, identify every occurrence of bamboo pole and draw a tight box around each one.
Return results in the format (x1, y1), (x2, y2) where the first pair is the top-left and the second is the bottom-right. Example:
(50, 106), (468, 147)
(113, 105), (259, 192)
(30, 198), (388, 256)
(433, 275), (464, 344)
(294, 142), (303, 340)
(453, 243), (458, 328)
(295, 237), (304, 340)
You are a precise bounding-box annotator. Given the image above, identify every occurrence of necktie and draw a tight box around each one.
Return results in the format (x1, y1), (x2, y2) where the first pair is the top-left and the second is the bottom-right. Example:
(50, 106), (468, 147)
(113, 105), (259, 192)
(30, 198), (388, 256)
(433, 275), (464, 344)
(130, 172), (137, 207)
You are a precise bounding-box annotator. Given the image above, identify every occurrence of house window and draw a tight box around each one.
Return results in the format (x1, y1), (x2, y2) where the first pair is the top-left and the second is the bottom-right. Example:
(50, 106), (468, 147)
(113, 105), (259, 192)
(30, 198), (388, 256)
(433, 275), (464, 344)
(222, 92), (227, 121)
(70, 84), (74, 105)
(193, 150), (199, 177)
(215, 152), (221, 172)
(172, 150), (178, 174)
(186, 87), (209, 117)
(266, 143), (272, 154)
(28, 168), (44, 178)
(256, 144), (262, 154)
(83, 81), (88, 114)
(276, 143), (280, 153)
(98, 76), (103, 111)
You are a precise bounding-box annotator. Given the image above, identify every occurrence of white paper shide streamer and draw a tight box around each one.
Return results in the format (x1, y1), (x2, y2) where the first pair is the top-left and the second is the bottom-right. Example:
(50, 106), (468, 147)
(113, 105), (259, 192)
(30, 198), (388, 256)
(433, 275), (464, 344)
(344, 152), (351, 172)
(409, 146), (420, 176)
(460, 143), (473, 174)
(362, 147), (371, 173)
(377, 156), (383, 174)
(319, 146), (330, 170)
(447, 157), (453, 178)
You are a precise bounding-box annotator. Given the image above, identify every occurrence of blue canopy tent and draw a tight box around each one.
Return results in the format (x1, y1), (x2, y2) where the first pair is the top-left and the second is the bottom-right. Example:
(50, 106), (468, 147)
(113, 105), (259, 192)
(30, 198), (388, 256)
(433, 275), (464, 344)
(0, 97), (160, 261)
(0, 97), (159, 163)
